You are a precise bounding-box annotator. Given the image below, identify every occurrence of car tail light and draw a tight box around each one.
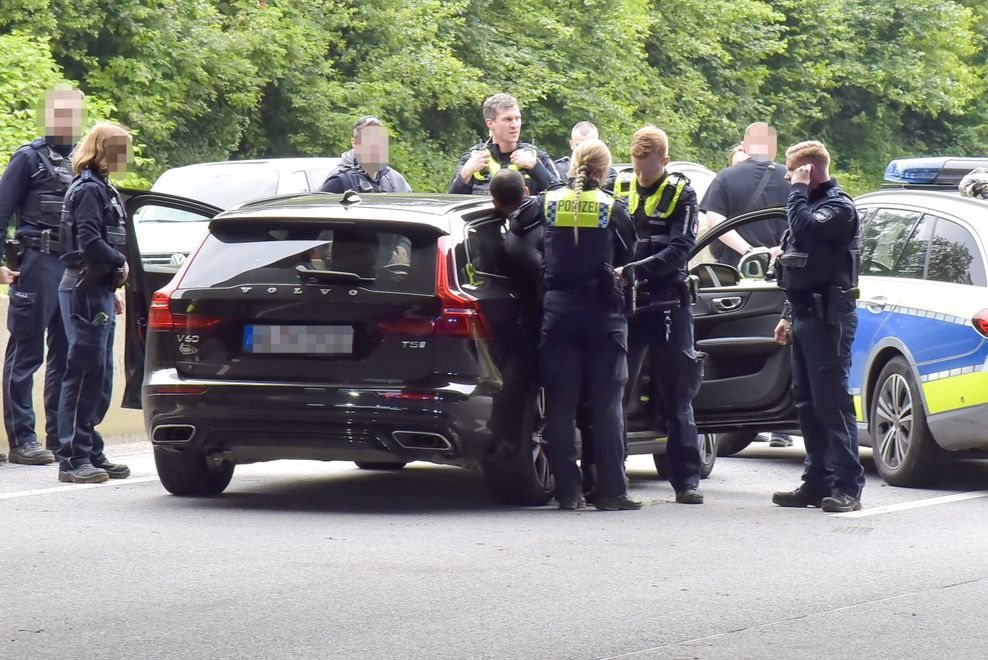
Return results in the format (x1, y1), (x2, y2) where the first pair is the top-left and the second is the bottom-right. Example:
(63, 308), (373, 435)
(376, 317), (435, 336)
(434, 236), (490, 339)
(974, 309), (988, 337)
(148, 282), (223, 332)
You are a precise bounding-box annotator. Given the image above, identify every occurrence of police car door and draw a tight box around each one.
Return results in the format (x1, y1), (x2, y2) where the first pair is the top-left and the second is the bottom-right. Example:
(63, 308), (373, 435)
(688, 208), (797, 433)
(117, 190), (223, 409)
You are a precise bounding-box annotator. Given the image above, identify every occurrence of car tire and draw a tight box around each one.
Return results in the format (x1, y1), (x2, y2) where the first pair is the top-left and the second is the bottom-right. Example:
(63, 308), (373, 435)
(870, 356), (948, 487)
(354, 461), (407, 471)
(716, 431), (756, 456)
(154, 447), (234, 496)
(483, 385), (555, 506)
(652, 433), (717, 480)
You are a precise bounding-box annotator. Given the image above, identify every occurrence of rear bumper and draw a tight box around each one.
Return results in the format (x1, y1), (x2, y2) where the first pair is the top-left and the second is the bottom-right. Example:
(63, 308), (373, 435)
(143, 369), (497, 467)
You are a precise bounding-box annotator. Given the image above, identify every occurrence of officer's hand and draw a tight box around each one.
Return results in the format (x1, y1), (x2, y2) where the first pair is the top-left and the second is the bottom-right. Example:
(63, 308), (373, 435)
(769, 245), (782, 259)
(774, 317), (791, 345)
(461, 150), (491, 182)
(113, 291), (125, 315)
(0, 266), (19, 285)
(510, 148), (537, 170)
(119, 261), (130, 286)
(791, 164), (813, 186)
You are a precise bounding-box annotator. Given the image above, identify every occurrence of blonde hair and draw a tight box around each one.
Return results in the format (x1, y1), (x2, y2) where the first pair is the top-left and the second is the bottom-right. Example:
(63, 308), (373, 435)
(630, 125), (668, 160)
(566, 139), (612, 242)
(728, 143), (744, 166)
(72, 122), (131, 176)
(785, 140), (831, 173)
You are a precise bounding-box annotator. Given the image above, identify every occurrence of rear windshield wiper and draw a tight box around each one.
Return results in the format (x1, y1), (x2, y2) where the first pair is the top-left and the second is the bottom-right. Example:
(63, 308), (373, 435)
(295, 265), (375, 284)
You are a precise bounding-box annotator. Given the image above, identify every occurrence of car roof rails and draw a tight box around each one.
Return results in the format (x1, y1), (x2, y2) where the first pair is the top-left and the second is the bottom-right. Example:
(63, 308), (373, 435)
(882, 157), (988, 189)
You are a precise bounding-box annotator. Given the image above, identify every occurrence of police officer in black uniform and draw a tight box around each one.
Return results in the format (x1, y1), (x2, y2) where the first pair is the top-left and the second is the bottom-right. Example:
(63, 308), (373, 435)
(554, 122), (617, 191)
(0, 87), (85, 466)
(511, 139), (639, 511)
(449, 93), (558, 196)
(56, 122), (133, 484)
(320, 116), (412, 193)
(772, 140), (864, 513)
(614, 126), (705, 504)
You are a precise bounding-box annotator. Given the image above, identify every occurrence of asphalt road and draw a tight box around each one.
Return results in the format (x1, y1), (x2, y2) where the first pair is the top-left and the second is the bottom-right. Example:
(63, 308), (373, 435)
(2, 440), (988, 660)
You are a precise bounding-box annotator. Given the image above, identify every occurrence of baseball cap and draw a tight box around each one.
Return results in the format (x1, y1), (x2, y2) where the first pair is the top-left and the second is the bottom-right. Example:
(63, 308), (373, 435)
(353, 115), (383, 135)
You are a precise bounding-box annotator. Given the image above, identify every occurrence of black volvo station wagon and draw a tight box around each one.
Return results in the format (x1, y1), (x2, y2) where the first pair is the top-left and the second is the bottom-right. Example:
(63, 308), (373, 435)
(120, 191), (797, 504)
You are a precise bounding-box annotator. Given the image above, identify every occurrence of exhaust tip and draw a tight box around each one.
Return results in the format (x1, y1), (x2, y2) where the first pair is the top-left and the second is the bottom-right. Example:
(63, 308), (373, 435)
(152, 424), (196, 444)
(391, 431), (452, 451)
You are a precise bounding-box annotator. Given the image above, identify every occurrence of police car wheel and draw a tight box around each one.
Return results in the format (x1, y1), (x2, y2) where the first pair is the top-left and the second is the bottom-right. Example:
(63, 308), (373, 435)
(154, 447), (234, 496)
(716, 432), (757, 456)
(354, 461), (407, 471)
(483, 385), (555, 506)
(870, 357), (948, 487)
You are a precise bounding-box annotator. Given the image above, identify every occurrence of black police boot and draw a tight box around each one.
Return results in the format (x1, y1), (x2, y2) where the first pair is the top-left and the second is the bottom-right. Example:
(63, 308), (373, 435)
(94, 460), (131, 479)
(8, 441), (56, 465)
(593, 495), (642, 511)
(0, 450), (6, 464)
(821, 491), (862, 513)
(58, 465), (109, 484)
(675, 487), (704, 504)
(772, 485), (825, 508)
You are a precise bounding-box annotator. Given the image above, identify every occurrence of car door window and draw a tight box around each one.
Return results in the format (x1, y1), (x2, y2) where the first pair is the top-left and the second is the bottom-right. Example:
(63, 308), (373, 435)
(926, 218), (987, 287)
(891, 215), (934, 279)
(464, 218), (512, 281)
(284, 170), (309, 193)
(859, 208), (922, 276)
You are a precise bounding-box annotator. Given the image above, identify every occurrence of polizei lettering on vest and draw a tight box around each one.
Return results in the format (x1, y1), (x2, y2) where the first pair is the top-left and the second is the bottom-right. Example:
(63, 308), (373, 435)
(557, 199), (600, 214)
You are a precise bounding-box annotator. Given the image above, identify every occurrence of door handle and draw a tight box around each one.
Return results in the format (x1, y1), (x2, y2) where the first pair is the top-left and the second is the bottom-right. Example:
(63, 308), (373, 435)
(712, 296), (743, 312)
(863, 296), (887, 312)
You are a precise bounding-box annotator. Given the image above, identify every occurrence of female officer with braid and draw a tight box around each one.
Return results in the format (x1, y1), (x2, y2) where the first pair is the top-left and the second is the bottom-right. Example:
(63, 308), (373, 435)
(510, 139), (638, 511)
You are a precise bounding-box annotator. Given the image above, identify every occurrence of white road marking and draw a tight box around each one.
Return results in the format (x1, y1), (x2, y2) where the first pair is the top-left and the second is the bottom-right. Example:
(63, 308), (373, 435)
(0, 476), (160, 500)
(833, 489), (988, 518)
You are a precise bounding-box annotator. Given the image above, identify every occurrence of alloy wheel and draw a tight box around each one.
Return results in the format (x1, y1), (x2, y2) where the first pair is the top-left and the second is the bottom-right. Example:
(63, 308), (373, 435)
(874, 373), (913, 470)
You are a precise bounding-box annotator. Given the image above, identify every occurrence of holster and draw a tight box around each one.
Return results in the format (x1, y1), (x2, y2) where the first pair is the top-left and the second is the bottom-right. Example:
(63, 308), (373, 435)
(621, 267), (638, 317)
(4, 239), (23, 269)
(75, 263), (113, 292)
(825, 285), (860, 325)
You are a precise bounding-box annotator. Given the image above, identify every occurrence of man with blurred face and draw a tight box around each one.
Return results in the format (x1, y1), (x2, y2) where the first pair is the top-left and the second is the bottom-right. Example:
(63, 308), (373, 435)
(0, 85), (84, 465)
(700, 121), (790, 268)
(554, 122), (617, 188)
(449, 93), (559, 196)
(320, 116), (411, 193)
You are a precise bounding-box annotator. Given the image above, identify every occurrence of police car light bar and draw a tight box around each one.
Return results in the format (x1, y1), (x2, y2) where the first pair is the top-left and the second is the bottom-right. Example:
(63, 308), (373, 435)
(884, 157), (988, 186)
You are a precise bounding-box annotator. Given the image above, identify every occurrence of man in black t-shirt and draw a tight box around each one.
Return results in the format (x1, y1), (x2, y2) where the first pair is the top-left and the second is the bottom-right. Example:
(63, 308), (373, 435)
(700, 122), (790, 268)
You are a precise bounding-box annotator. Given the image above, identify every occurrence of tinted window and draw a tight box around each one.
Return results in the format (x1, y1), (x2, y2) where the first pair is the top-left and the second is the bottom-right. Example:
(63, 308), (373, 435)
(464, 219), (511, 278)
(926, 218), (986, 287)
(181, 223), (436, 294)
(859, 208), (922, 276)
(891, 215), (934, 279)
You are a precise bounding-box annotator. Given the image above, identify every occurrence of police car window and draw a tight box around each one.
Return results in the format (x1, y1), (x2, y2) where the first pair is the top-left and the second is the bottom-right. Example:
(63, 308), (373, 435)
(891, 215), (934, 279)
(859, 208), (922, 276)
(926, 218), (986, 287)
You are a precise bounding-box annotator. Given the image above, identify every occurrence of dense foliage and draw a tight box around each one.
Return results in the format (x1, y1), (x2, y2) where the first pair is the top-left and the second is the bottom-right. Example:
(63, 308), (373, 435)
(1, 0), (985, 194)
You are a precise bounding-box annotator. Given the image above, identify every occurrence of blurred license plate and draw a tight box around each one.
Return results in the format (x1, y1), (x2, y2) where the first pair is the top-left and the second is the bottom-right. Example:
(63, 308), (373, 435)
(244, 325), (353, 355)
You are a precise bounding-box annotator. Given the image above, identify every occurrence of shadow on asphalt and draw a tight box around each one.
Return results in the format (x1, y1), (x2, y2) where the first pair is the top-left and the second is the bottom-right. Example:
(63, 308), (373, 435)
(722, 442), (988, 492)
(151, 464), (511, 514)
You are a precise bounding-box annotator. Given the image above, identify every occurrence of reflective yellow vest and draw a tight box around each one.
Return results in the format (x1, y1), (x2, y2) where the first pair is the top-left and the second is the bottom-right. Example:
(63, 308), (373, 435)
(612, 168), (687, 219)
(473, 149), (522, 182)
(544, 187), (614, 228)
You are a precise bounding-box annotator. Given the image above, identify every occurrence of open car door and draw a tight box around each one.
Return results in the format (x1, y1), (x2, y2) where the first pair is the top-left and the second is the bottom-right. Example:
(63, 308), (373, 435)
(118, 190), (222, 409)
(689, 207), (797, 433)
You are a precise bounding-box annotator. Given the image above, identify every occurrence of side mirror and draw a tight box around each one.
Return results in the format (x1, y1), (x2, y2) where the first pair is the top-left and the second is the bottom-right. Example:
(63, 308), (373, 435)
(738, 247), (773, 280)
(690, 262), (742, 288)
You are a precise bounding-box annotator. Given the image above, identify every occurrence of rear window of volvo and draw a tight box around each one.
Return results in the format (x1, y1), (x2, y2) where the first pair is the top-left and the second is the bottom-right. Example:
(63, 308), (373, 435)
(180, 223), (437, 294)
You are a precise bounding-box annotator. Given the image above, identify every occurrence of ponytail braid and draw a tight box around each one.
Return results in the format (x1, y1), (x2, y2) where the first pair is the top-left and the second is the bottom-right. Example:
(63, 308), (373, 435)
(571, 164), (589, 244)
